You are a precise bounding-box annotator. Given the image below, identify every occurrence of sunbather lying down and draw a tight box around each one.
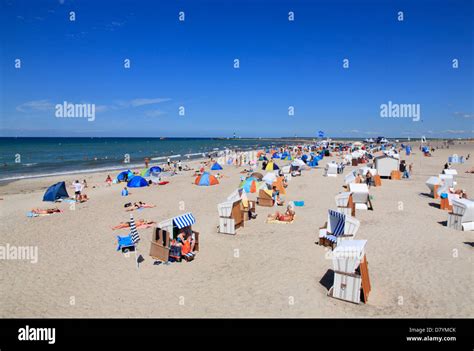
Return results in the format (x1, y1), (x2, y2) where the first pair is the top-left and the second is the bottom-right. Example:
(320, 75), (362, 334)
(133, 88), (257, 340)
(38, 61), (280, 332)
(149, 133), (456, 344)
(465, 167), (474, 174)
(112, 219), (156, 230)
(31, 208), (62, 215)
(267, 205), (295, 222)
(125, 201), (156, 211)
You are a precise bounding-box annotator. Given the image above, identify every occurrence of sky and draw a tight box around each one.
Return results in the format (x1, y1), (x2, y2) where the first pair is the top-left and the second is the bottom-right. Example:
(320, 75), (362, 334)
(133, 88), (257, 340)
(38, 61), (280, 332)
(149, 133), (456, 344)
(0, 0), (472, 138)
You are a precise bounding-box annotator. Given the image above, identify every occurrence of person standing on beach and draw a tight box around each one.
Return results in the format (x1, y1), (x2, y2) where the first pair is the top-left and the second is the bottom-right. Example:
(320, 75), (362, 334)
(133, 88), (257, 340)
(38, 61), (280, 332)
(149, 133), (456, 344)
(167, 157), (171, 167)
(178, 160), (182, 171)
(72, 180), (82, 202)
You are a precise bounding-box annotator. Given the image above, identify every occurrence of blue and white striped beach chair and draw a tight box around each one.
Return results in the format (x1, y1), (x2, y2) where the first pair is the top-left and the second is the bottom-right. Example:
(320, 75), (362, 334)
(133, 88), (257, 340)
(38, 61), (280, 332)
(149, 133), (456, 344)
(318, 209), (360, 249)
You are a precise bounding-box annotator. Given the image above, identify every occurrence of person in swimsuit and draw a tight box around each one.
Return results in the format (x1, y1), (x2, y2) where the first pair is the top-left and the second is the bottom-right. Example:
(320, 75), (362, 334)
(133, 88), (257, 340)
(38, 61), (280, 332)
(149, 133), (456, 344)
(267, 205), (295, 222)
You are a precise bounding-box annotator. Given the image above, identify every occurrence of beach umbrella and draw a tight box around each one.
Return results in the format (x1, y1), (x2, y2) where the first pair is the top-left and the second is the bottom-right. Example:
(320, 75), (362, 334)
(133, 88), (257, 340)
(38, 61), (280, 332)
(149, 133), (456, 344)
(195, 172), (219, 186)
(250, 172), (263, 180)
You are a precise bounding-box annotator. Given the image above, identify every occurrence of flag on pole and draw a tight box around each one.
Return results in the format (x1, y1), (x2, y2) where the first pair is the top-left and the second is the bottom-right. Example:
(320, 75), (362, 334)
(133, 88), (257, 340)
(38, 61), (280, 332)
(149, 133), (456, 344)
(318, 131), (325, 138)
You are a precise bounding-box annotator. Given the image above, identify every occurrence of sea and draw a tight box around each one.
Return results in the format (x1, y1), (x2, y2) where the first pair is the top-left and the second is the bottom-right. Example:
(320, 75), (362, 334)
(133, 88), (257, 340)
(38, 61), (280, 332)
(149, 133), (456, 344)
(0, 137), (292, 181)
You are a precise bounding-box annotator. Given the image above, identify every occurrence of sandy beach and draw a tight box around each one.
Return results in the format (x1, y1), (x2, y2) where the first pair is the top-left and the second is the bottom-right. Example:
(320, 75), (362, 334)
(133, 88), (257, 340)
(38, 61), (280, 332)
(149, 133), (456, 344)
(0, 141), (473, 318)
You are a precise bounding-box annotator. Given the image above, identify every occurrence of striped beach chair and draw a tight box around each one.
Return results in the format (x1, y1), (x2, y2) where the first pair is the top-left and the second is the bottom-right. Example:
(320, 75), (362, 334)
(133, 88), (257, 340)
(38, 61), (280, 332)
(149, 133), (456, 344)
(318, 209), (360, 249)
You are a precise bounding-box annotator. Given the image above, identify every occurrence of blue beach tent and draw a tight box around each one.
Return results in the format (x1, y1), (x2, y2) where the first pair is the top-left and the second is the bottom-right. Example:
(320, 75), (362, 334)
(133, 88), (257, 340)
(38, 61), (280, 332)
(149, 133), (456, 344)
(43, 181), (69, 202)
(117, 170), (134, 182)
(211, 162), (223, 170)
(127, 176), (149, 188)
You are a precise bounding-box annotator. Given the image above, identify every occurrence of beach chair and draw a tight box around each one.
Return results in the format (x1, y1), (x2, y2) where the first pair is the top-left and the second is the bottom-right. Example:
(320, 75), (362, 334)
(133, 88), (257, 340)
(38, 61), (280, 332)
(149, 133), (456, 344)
(335, 192), (355, 217)
(329, 239), (371, 304)
(426, 176), (442, 198)
(318, 209), (360, 249)
(324, 162), (338, 177)
(116, 214), (142, 268)
(217, 200), (244, 235)
(447, 198), (474, 231)
(257, 189), (274, 207)
(349, 183), (373, 210)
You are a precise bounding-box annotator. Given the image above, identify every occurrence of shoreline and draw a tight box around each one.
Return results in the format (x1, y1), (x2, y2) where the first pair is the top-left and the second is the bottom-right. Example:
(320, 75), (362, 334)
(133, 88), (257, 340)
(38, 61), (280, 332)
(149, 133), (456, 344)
(1, 138), (469, 184)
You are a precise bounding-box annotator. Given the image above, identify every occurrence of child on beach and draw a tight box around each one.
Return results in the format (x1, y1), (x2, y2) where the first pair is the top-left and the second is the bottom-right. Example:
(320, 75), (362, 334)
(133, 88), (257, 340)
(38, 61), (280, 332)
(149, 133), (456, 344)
(105, 175), (112, 186)
(122, 187), (129, 196)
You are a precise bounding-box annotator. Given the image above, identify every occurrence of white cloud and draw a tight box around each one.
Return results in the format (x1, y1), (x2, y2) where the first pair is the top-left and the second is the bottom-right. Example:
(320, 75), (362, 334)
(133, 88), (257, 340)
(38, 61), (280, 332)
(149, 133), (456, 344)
(16, 100), (54, 112)
(129, 98), (171, 107)
(145, 110), (166, 117)
(442, 129), (470, 134)
(453, 112), (474, 119)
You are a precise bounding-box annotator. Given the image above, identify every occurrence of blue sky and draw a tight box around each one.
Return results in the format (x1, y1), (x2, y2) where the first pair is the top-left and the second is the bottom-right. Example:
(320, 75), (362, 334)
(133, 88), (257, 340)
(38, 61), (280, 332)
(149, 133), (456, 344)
(0, 0), (472, 138)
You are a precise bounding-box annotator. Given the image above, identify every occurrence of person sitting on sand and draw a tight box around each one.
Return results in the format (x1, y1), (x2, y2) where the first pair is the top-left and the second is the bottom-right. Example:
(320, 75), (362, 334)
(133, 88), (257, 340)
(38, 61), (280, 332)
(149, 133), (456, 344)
(272, 186), (284, 206)
(121, 187), (129, 196)
(78, 194), (88, 202)
(267, 205), (295, 222)
(465, 167), (474, 174)
(31, 208), (62, 215)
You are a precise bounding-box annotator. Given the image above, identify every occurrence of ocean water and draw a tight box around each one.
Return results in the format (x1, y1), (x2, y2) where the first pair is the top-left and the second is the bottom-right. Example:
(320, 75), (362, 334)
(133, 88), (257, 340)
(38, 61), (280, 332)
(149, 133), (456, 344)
(0, 137), (289, 181)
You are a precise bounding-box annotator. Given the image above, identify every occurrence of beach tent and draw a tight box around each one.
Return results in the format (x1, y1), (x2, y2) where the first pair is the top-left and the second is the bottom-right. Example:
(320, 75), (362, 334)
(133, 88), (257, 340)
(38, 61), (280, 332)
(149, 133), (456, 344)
(250, 172), (263, 180)
(148, 166), (162, 174)
(265, 161), (279, 171)
(195, 172), (219, 186)
(127, 176), (149, 188)
(117, 170), (134, 182)
(43, 181), (69, 202)
(211, 162), (223, 170)
(239, 177), (258, 193)
(272, 152), (281, 159)
(308, 159), (319, 167)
